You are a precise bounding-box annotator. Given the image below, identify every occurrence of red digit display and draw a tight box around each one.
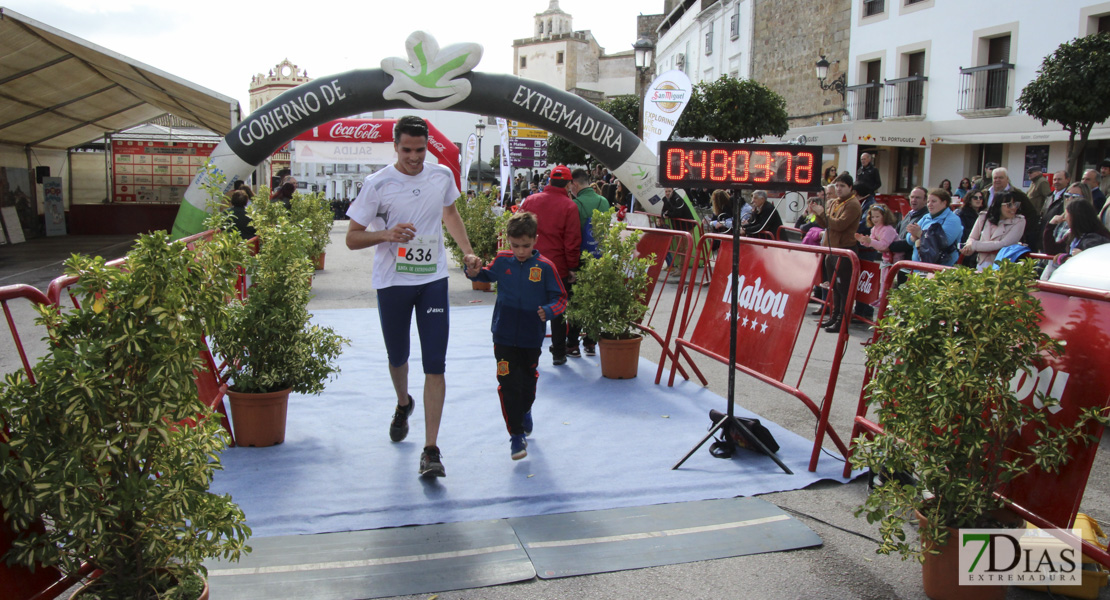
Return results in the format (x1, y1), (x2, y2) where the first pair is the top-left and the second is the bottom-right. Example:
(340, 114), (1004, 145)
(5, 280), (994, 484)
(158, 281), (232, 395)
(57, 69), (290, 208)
(656, 141), (823, 191)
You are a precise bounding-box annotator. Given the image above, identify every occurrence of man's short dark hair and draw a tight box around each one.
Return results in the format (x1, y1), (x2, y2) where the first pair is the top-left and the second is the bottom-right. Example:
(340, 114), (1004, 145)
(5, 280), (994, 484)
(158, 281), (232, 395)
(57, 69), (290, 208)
(394, 115), (429, 140)
(506, 211), (538, 239)
(834, 171), (854, 187)
(571, 168), (590, 184)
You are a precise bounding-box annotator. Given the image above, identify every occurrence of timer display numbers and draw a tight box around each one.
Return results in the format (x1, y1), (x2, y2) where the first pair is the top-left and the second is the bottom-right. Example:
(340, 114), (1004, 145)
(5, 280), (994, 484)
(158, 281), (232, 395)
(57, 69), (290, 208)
(657, 141), (823, 191)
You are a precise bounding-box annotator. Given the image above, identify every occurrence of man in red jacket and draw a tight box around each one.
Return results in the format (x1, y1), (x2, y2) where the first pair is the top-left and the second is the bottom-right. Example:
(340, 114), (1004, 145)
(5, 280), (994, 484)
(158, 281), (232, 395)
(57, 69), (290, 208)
(519, 165), (581, 365)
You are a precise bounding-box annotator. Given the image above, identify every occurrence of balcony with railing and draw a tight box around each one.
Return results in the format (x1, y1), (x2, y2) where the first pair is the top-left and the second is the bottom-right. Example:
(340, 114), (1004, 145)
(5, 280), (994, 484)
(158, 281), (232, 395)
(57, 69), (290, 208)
(883, 76), (927, 120)
(957, 63), (1015, 118)
(845, 82), (883, 121)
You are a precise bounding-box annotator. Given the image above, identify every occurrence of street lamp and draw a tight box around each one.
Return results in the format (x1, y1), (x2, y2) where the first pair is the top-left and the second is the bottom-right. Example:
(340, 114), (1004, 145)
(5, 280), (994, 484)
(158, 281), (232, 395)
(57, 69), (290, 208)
(475, 119), (486, 193)
(815, 55), (846, 99)
(633, 37), (655, 139)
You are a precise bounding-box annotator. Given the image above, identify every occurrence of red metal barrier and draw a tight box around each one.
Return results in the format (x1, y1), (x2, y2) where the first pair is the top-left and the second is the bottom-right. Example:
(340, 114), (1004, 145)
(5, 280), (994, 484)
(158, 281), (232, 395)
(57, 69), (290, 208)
(667, 233), (860, 471)
(848, 260), (1110, 568)
(628, 226), (694, 384)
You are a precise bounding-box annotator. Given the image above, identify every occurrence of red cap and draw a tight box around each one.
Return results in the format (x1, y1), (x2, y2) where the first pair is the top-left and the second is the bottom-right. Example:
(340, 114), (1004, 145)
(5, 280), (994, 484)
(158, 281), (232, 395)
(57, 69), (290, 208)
(549, 165), (572, 181)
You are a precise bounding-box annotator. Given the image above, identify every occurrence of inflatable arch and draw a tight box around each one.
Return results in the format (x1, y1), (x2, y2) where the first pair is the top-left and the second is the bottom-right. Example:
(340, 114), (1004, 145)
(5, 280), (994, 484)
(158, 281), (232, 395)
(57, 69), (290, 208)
(172, 31), (665, 239)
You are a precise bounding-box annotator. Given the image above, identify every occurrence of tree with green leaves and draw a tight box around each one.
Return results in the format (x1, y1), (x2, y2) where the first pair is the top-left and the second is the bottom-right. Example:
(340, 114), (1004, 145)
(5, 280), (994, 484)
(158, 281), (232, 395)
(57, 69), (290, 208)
(675, 76), (789, 142)
(546, 95), (641, 166)
(1017, 33), (1110, 180)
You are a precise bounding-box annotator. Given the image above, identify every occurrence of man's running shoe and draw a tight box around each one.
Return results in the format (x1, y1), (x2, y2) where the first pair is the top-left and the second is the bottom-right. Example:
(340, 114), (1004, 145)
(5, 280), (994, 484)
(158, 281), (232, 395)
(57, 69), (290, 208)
(510, 435), (528, 460)
(522, 411), (533, 436)
(419, 446), (446, 477)
(389, 395), (415, 442)
(566, 347), (582, 358)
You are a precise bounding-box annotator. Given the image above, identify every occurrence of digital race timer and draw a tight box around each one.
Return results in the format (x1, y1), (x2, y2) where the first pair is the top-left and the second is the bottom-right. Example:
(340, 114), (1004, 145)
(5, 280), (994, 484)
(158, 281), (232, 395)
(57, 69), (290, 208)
(657, 141), (824, 191)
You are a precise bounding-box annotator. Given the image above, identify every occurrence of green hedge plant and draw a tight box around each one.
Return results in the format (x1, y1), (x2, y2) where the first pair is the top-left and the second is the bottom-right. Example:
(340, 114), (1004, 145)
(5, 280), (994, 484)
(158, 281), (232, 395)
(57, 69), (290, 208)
(565, 208), (653, 340)
(0, 230), (251, 600)
(851, 260), (1108, 560)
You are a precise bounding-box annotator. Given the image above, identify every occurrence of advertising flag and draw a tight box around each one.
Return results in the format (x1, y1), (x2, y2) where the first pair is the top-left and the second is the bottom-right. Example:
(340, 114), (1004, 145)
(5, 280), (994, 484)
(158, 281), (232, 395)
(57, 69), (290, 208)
(642, 70), (693, 155)
(462, 133), (477, 189)
(497, 118), (512, 203)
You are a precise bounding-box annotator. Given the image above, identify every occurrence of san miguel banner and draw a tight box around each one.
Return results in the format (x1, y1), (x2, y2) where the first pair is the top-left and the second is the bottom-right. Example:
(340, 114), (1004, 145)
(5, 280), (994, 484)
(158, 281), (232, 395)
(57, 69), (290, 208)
(172, 31), (665, 239)
(688, 239), (821, 382)
(496, 117), (512, 201)
(642, 69), (692, 155)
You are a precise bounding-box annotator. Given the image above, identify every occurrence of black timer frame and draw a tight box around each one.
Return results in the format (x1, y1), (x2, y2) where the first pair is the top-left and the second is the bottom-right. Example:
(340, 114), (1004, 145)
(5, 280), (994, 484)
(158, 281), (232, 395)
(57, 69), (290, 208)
(664, 141), (823, 474)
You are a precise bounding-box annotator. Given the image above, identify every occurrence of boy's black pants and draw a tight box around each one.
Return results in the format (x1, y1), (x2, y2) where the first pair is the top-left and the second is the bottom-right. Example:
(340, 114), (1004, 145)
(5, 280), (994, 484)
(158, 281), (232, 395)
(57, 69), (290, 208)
(495, 344), (542, 435)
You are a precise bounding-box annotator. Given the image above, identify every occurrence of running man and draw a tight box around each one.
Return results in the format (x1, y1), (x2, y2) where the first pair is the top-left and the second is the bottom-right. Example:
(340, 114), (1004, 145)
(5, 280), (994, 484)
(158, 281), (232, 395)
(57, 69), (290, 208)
(346, 115), (479, 478)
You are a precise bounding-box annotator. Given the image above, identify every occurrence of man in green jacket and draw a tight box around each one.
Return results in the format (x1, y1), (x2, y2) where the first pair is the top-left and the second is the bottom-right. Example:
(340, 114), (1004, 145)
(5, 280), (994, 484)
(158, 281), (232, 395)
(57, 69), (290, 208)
(566, 168), (610, 357)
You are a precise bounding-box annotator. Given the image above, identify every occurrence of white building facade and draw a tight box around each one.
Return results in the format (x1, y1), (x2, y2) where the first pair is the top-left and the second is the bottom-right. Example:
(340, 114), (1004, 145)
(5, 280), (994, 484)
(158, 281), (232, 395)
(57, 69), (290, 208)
(785, 0), (1110, 193)
(655, 0), (754, 83)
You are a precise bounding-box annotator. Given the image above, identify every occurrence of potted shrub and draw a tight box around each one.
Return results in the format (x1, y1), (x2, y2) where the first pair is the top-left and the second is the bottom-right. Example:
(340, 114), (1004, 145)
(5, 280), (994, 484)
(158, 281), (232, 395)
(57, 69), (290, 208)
(444, 190), (504, 290)
(0, 231), (251, 600)
(210, 198), (349, 447)
(290, 191), (334, 270)
(564, 209), (654, 379)
(850, 260), (1107, 599)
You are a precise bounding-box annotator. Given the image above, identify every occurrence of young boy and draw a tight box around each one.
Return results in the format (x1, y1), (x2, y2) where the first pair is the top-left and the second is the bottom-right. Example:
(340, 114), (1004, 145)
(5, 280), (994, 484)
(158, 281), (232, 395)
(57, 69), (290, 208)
(465, 212), (567, 460)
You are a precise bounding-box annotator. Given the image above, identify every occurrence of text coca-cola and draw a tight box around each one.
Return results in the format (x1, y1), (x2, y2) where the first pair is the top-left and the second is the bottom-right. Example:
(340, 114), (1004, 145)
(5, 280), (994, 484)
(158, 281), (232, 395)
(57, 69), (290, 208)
(329, 122), (383, 141)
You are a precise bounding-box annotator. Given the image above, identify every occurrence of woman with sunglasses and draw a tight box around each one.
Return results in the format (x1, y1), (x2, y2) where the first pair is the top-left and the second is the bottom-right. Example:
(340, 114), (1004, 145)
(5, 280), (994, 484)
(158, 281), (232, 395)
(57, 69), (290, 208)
(954, 177), (972, 200)
(960, 191), (1027, 270)
(1044, 183), (1094, 254)
(955, 191), (985, 266)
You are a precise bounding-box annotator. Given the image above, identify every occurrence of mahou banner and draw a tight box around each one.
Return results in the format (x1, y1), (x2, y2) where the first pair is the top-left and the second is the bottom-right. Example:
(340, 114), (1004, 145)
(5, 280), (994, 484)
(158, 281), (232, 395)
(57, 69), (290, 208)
(642, 69), (692, 154)
(689, 239), (821, 381)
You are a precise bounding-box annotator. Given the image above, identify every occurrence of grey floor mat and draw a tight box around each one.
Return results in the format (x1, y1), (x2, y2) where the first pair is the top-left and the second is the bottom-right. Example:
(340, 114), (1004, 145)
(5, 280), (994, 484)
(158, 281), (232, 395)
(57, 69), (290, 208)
(508, 497), (822, 579)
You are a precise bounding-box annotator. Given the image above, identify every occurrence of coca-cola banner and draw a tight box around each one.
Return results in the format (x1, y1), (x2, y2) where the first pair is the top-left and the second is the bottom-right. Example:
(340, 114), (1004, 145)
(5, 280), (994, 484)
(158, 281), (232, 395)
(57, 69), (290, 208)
(688, 239), (822, 381)
(296, 119), (391, 143)
(172, 31), (664, 239)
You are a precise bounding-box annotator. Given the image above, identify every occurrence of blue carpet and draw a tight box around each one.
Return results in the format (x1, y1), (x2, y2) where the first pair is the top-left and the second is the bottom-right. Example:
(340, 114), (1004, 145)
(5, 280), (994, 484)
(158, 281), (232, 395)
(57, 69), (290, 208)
(209, 306), (851, 538)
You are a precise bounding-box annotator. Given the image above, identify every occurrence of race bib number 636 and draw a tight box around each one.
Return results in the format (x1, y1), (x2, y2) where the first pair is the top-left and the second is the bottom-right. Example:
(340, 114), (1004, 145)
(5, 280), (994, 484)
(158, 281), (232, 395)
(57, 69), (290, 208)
(396, 236), (439, 274)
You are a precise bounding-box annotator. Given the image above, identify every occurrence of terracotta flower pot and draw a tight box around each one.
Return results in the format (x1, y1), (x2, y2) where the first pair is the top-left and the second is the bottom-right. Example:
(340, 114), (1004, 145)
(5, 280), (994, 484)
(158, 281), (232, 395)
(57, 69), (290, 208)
(598, 335), (642, 379)
(313, 252), (326, 271)
(226, 388), (290, 447)
(917, 510), (1009, 600)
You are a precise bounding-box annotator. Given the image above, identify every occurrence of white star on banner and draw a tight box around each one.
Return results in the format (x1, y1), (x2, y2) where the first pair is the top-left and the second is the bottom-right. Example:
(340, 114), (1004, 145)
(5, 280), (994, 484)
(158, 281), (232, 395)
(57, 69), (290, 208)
(741, 316), (749, 327)
(750, 318), (759, 330)
(760, 322), (769, 334)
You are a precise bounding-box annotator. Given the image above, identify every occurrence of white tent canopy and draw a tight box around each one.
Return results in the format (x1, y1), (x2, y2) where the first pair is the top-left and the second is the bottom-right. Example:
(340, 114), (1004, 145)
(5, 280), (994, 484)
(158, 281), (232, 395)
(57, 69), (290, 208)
(0, 7), (240, 150)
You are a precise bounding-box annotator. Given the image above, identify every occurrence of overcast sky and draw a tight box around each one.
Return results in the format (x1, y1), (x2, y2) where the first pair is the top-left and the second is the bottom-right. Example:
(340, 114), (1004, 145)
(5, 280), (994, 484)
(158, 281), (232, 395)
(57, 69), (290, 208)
(6, 0), (653, 111)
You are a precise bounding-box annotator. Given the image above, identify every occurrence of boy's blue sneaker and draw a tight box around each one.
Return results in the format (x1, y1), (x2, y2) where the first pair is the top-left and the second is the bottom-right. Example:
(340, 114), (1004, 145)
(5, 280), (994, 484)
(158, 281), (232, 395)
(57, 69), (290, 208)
(522, 411), (533, 436)
(510, 434), (528, 460)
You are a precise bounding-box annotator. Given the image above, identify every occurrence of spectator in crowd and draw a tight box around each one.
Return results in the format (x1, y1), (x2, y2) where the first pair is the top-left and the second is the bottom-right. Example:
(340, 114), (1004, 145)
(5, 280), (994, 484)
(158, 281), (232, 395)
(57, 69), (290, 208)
(1026, 166), (1051, 214)
(1044, 182), (1093, 255)
(823, 166), (838, 185)
(740, 190), (782, 238)
(226, 190), (255, 240)
(888, 186), (929, 264)
(566, 168), (610, 357)
(613, 180), (631, 211)
(954, 177), (972, 200)
(1100, 159), (1110, 199)
(1082, 168), (1106, 212)
(906, 188), (962, 267)
(957, 189), (985, 245)
(810, 172), (861, 333)
(960, 191), (1027, 271)
(854, 203), (902, 305)
(939, 179), (954, 196)
(271, 175), (297, 209)
(984, 167), (1030, 209)
(799, 196), (826, 245)
(856, 153), (881, 197)
(706, 189), (735, 234)
(1041, 198), (1110, 280)
(660, 188), (694, 221)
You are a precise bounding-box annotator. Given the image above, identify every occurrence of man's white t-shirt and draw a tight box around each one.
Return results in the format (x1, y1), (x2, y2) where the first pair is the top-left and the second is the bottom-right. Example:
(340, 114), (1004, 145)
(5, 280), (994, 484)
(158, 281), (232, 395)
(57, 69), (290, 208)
(346, 163), (460, 289)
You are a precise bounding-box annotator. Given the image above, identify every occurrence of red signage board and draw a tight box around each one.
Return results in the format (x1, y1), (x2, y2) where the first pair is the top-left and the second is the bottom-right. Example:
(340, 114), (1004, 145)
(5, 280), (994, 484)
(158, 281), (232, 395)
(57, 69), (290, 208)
(1001, 289), (1110, 528)
(111, 140), (217, 203)
(687, 240), (822, 381)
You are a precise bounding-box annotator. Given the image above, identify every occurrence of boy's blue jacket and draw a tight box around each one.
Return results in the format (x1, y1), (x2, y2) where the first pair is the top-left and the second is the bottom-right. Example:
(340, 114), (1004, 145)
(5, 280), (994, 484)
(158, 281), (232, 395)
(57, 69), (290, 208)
(467, 250), (567, 348)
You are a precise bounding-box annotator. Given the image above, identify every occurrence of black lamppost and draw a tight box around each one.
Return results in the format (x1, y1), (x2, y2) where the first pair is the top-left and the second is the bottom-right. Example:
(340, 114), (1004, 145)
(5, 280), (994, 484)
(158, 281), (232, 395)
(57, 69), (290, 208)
(475, 119), (486, 193)
(815, 55), (846, 99)
(633, 37), (655, 138)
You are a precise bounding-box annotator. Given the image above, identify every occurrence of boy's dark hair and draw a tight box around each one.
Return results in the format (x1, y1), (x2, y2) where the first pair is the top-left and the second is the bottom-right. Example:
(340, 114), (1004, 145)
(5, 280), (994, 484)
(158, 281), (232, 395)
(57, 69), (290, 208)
(230, 190), (250, 208)
(394, 115), (429, 140)
(506, 211), (538, 239)
(834, 171), (854, 187)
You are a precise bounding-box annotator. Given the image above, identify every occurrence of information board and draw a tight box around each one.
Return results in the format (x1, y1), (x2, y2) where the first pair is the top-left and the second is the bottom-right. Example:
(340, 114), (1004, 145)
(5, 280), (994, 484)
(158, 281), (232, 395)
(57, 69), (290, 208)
(111, 141), (217, 203)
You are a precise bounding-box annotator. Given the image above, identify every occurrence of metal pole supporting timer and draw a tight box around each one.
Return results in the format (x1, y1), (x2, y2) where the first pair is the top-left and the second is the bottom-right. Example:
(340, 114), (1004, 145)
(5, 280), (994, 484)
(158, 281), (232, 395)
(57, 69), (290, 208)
(672, 191), (793, 474)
